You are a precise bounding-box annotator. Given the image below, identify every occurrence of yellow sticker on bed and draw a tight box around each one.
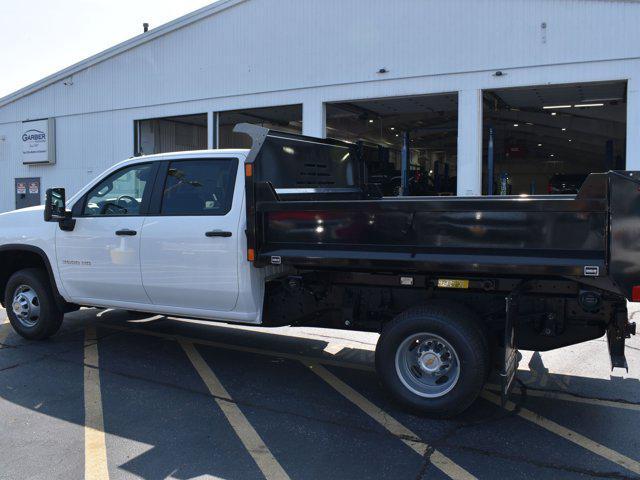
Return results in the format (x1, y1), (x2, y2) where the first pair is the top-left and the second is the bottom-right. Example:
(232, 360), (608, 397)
(437, 279), (470, 289)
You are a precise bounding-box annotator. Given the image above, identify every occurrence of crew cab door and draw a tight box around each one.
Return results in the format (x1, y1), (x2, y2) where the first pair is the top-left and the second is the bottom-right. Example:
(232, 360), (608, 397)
(139, 157), (241, 312)
(56, 162), (157, 304)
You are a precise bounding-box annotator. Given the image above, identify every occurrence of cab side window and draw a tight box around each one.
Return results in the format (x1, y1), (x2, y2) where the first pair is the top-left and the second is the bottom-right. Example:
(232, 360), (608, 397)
(83, 164), (154, 216)
(160, 159), (238, 215)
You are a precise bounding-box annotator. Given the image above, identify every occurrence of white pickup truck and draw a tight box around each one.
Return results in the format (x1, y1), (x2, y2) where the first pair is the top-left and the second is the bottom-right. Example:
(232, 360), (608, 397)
(0, 125), (636, 417)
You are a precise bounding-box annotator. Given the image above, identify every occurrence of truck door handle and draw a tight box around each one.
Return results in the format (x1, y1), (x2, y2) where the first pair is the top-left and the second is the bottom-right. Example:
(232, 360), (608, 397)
(205, 230), (232, 238)
(116, 229), (137, 236)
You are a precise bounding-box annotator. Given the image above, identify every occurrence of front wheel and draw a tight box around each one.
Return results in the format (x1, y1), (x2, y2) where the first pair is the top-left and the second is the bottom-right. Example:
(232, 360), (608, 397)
(375, 304), (488, 418)
(4, 268), (64, 340)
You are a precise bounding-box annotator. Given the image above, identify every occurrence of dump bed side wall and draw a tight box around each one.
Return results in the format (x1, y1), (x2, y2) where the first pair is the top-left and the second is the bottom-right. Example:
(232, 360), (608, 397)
(259, 197), (608, 277)
(237, 124), (624, 290)
(264, 200), (605, 253)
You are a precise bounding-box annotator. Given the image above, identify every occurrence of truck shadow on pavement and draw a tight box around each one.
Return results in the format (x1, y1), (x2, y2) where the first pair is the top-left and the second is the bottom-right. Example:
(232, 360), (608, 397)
(0, 309), (639, 480)
(519, 350), (640, 403)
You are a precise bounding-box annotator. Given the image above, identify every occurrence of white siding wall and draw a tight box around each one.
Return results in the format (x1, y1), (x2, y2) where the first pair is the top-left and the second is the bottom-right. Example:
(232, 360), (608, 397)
(0, 0), (639, 210)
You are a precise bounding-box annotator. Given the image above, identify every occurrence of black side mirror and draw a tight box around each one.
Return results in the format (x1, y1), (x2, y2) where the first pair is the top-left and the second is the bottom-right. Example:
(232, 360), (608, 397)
(44, 188), (66, 221)
(44, 188), (76, 231)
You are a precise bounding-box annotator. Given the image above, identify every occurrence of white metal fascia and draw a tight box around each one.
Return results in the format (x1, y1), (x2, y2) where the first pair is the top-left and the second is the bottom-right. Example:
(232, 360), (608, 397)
(0, 0), (248, 108)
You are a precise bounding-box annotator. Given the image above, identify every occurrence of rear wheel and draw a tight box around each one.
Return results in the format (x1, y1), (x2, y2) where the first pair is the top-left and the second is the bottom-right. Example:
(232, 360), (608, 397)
(4, 268), (64, 340)
(376, 304), (488, 417)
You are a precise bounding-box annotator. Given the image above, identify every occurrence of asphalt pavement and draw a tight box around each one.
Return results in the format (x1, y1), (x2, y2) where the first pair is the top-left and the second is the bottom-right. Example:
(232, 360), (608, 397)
(0, 306), (638, 480)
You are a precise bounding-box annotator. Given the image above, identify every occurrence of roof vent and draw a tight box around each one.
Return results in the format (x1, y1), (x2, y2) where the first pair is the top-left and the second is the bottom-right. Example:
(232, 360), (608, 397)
(143, 23), (149, 33)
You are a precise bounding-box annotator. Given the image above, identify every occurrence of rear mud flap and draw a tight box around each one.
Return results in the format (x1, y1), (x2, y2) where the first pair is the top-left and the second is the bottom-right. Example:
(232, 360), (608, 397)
(500, 294), (519, 406)
(607, 305), (635, 372)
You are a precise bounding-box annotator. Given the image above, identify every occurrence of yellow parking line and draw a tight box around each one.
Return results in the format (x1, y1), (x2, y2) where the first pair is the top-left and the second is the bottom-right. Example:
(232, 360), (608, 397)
(180, 340), (290, 480)
(102, 324), (375, 372)
(323, 344), (346, 355)
(0, 319), (10, 348)
(481, 391), (640, 476)
(305, 362), (476, 480)
(84, 326), (109, 480)
(485, 383), (640, 412)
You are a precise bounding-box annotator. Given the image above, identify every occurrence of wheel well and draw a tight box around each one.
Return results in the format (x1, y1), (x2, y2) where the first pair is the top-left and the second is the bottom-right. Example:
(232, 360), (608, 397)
(0, 250), (50, 307)
(0, 248), (78, 313)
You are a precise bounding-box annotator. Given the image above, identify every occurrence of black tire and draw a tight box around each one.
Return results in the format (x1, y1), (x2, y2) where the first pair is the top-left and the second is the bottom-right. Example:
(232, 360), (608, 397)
(430, 301), (493, 381)
(4, 268), (64, 340)
(375, 303), (488, 418)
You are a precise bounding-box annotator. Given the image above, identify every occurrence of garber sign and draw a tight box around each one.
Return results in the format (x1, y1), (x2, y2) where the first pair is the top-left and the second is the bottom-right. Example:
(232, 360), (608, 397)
(22, 129), (47, 143)
(22, 119), (55, 165)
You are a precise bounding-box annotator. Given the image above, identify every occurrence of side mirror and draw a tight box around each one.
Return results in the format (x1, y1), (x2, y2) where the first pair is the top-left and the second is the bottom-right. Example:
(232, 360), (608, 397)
(44, 188), (76, 231)
(44, 188), (67, 222)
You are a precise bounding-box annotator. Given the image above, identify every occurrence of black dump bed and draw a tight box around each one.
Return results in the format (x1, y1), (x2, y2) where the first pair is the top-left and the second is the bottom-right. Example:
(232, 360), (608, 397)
(235, 124), (640, 300)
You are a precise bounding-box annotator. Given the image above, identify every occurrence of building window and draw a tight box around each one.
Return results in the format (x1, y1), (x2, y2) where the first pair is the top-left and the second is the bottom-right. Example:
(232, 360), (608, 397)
(483, 81), (627, 195)
(325, 94), (458, 196)
(135, 114), (207, 156)
(217, 105), (302, 149)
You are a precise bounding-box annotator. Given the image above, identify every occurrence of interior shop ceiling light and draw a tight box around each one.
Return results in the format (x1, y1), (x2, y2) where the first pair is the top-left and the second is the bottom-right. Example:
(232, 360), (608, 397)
(574, 103), (604, 108)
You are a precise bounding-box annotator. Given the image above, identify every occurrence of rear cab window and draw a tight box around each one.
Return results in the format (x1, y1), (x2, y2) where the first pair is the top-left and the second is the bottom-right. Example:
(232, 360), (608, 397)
(160, 159), (238, 216)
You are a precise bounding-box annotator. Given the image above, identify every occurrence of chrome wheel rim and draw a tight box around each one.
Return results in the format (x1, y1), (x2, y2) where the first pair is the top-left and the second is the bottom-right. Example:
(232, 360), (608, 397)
(12, 285), (40, 328)
(395, 333), (460, 398)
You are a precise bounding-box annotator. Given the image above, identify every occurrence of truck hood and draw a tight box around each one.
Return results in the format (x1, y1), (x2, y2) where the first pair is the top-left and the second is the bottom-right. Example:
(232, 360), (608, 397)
(0, 205), (49, 241)
(0, 205), (57, 271)
(0, 205), (45, 217)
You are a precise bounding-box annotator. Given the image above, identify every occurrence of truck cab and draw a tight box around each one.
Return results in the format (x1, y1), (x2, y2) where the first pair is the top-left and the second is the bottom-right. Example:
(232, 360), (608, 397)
(0, 149), (270, 327)
(55, 150), (268, 322)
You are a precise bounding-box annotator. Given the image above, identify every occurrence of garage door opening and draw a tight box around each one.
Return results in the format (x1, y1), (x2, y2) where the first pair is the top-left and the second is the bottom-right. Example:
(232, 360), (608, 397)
(135, 113), (207, 156)
(483, 81), (627, 195)
(326, 94), (458, 196)
(217, 105), (302, 149)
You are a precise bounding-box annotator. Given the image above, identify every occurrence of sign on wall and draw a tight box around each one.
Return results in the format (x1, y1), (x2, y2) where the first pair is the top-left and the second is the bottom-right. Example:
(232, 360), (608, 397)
(22, 118), (56, 165)
(15, 177), (41, 210)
